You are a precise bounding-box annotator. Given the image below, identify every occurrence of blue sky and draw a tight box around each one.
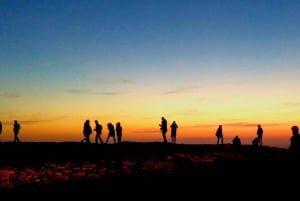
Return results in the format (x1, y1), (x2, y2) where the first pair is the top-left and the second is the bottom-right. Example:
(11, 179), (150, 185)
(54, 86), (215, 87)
(1, 0), (300, 146)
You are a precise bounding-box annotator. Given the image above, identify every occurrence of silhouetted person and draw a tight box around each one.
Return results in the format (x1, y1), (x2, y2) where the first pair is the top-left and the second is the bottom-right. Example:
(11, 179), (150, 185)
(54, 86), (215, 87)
(257, 124), (263, 146)
(81, 120), (92, 143)
(232, 135), (241, 148)
(106, 122), (116, 144)
(94, 120), (103, 144)
(13, 120), (21, 143)
(0, 121), (2, 141)
(159, 117), (168, 143)
(216, 125), (223, 145)
(288, 125), (300, 164)
(116, 122), (122, 143)
(170, 121), (178, 144)
(252, 124), (263, 147)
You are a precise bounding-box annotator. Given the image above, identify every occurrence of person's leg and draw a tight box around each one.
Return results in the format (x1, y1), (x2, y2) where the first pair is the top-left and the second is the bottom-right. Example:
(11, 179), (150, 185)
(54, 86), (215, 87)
(163, 132), (167, 143)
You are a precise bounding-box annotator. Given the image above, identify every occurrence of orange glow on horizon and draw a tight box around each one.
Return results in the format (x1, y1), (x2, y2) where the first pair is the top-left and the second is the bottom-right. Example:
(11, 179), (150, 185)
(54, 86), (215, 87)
(0, 119), (293, 148)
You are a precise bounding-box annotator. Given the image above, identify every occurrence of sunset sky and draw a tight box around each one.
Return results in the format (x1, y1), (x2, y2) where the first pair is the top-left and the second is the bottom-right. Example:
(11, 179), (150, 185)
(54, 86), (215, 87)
(1, 0), (300, 147)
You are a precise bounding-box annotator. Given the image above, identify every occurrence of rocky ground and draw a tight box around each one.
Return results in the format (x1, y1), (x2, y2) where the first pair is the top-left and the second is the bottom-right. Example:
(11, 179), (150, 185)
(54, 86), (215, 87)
(0, 141), (297, 198)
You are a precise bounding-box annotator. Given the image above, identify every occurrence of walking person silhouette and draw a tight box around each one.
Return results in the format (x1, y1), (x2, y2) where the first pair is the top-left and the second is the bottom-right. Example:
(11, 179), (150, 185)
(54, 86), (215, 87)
(159, 117), (168, 143)
(13, 120), (21, 143)
(106, 122), (116, 144)
(94, 120), (103, 144)
(170, 121), (178, 144)
(81, 120), (92, 143)
(216, 125), (223, 145)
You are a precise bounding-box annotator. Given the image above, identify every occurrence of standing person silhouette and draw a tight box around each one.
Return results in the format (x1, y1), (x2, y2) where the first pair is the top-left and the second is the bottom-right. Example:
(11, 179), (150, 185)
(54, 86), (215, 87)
(216, 125), (223, 145)
(81, 120), (92, 143)
(288, 125), (300, 164)
(170, 121), (178, 144)
(116, 122), (122, 143)
(0, 121), (2, 141)
(257, 124), (263, 146)
(94, 120), (103, 144)
(159, 117), (168, 143)
(106, 122), (116, 144)
(13, 120), (21, 143)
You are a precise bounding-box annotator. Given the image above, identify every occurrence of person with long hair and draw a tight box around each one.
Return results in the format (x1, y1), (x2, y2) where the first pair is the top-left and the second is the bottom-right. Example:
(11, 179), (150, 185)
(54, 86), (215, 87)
(81, 120), (92, 143)
(106, 122), (116, 144)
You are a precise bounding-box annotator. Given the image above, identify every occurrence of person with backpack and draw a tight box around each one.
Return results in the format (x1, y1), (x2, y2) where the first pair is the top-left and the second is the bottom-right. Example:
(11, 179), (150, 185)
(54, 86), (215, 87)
(94, 120), (103, 144)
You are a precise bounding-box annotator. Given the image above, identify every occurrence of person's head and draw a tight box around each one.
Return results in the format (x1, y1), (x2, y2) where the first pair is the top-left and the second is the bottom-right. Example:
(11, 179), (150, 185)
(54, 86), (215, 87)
(291, 125), (299, 135)
(95, 120), (98, 123)
(258, 124), (261, 128)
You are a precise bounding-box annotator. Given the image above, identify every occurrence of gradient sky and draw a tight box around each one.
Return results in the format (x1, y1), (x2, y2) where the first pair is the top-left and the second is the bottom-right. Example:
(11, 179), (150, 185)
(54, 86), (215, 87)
(1, 0), (300, 147)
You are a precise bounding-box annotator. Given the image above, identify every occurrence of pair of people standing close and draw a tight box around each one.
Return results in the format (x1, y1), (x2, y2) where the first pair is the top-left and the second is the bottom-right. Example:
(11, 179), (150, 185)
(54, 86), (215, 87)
(105, 122), (123, 144)
(159, 117), (178, 143)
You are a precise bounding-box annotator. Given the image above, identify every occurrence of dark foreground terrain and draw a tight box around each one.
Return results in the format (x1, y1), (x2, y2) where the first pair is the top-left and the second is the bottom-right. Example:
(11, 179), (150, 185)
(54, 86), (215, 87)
(0, 141), (298, 198)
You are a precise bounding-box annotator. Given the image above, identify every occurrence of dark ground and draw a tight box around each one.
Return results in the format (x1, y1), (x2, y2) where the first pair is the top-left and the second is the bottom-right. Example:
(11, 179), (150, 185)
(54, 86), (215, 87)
(0, 141), (298, 198)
